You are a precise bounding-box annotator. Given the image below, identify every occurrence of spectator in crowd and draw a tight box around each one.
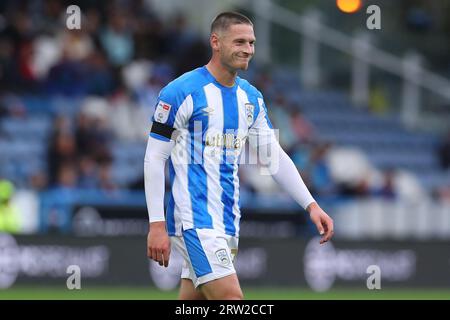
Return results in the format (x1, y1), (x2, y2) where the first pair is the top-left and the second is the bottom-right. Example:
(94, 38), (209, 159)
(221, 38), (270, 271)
(173, 37), (209, 77)
(372, 169), (397, 199)
(134, 70), (167, 129)
(45, 54), (89, 96)
(55, 163), (78, 189)
(59, 28), (94, 62)
(0, 179), (21, 233)
(290, 105), (315, 144)
(77, 155), (100, 189)
(438, 131), (450, 170)
(0, 101), (8, 124)
(84, 50), (116, 95)
(338, 176), (371, 198)
(108, 83), (142, 141)
(369, 83), (389, 115)
(435, 185), (450, 203)
(164, 12), (198, 59)
(98, 161), (117, 191)
(99, 9), (134, 67)
(47, 116), (76, 186)
(29, 170), (48, 191)
(38, 0), (65, 35)
(129, 0), (163, 60)
(75, 103), (113, 163)
(405, 5), (433, 32)
(268, 94), (297, 150)
(306, 143), (336, 197)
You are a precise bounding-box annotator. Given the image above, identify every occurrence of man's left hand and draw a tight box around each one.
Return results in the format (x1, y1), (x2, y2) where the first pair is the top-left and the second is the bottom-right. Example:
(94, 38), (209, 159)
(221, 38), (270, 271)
(307, 202), (334, 244)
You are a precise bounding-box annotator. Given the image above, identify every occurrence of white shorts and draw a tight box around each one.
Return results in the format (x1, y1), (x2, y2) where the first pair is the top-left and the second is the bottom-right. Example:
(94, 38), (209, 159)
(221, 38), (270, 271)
(170, 228), (239, 288)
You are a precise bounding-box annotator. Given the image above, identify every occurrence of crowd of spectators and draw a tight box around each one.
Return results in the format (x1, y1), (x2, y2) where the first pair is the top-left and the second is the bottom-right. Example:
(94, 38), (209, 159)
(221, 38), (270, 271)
(0, 0), (448, 204)
(0, 0), (207, 193)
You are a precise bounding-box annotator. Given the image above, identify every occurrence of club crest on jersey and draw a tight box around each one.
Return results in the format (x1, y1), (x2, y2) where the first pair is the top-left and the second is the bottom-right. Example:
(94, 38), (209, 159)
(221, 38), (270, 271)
(245, 103), (254, 125)
(215, 249), (230, 266)
(154, 101), (171, 124)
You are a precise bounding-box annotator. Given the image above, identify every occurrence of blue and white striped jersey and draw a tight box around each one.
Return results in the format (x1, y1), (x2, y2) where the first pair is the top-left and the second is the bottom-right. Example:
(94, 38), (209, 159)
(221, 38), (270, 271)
(150, 66), (274, 237)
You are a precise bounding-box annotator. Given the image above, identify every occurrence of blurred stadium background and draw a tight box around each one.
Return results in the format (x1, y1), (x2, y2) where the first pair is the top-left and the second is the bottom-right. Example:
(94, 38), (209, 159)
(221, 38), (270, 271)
(0, 0), (450, 299)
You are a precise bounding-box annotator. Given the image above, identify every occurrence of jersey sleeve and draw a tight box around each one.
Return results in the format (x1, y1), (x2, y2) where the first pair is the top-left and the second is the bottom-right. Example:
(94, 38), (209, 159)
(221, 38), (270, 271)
(150, 86), (191, 142)
(248, 94), (277, 147)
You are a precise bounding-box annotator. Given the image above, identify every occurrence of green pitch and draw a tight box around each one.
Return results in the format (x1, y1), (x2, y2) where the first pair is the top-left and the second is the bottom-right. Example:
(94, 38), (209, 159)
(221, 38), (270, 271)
(0, 286), (449, 300)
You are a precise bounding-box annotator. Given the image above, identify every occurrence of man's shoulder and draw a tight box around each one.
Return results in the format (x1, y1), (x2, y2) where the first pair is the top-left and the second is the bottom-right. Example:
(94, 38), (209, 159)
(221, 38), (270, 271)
(237, 77), (263, 99)
(160, 67), (208, 100)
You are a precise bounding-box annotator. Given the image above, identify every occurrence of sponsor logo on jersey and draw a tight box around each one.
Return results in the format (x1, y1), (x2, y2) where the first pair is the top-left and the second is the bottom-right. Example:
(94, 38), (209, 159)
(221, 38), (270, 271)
(205, 133), (244, 150)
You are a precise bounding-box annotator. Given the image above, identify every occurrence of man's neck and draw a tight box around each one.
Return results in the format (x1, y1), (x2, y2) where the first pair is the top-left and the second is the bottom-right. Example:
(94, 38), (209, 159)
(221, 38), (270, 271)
(205, 60), (237, 87)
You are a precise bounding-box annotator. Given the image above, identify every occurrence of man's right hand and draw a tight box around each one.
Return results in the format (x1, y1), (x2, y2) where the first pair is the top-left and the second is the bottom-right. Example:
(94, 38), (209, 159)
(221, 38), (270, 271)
(147, 221), (171, 267)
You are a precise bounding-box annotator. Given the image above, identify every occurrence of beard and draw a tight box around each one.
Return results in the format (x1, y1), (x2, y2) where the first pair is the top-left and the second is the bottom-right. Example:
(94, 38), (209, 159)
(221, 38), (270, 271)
(222, 52), (251, 71)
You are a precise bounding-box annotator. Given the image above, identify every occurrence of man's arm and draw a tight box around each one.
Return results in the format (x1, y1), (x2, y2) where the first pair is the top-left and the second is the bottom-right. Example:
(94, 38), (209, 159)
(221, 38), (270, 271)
(144, 135), (175, 267)
(256, 141), (334, 244)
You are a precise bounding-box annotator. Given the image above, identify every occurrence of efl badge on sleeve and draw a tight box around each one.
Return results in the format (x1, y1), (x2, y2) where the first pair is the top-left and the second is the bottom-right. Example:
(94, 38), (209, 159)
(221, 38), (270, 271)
(154, 101), (171, 124)
(245, 103), (254, 125)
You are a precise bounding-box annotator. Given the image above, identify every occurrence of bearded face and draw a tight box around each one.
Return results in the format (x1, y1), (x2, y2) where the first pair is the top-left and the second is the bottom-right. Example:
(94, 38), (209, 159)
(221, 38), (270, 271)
(213, 24), (255, 72)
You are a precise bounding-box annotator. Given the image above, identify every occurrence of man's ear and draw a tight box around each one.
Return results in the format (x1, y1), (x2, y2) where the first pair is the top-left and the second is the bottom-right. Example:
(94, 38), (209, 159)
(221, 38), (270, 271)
(210, 33), (220, 51)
